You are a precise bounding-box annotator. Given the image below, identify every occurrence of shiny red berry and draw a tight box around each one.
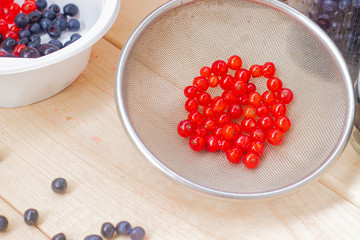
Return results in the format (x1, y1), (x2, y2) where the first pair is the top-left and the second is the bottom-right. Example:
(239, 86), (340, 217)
(184, 86), (198, 99)
(241, 117), (257, 133)
(195, 126), (208, 137)
(233, 80), (247, 95)
(218, 137), (232, 152)
(247, 92), (262, 106)
(275, 115), (291, 133)
(227, 55), (242, 70)
(250, 64), (262, 77)
(211, 97), (227, 114)
(247, 141), (265, 156)
(243, 153), (259, 169)
(262, 91), (277, 106)
(250, 128), (266, 143)
(185, 99), (198, 112)
(267, 77), (283, 92)
(222, 124), (239, 140)
(193, 76), (209, 92)
(202, 106), (216, 119)
(222, 90), (237, 104)
(227, 104), (243, 119)
(211, 60), (228, 76)
(189, 135), (206, 151)
(196, 92), (211, 106)
(204, 118), (217, 132)
(8, 3), (20, 15)
(208, 75), (219, 88)
(243, 105), (257, 119)
(277, 88), (294, 104)
(226, 146), (243, 164)
(234, 134), (251, 151)
(257, 116), (274, 130)
(261, 62), (276, 78)
(271, 103), (287, 116)
(13, 43), (26, 56)
(256, 103), (270, 117)
(205, 135), (220, 152)
(234, 69), (251, 82)
(21, 1), (37, 14)
(177, 120), (195, 138)
(200, 66), (212, 78)
(216, 113), (231, 127)
(238, 95), (248, 105)
(267, 129), (284, 145)
(220, 75), (235, 91)
(188, 111), (204, 127)
(246, 83), (256, 93)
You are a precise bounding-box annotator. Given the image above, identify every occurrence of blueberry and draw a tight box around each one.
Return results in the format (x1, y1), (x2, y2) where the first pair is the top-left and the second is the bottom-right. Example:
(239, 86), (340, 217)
(28, 40), (41, 49)
(1, 53), (16, 57)
(129, 227), (145, 240)
(24, 209), (39, 226)
(29, 23), (41, 34)
(19, 47), (41, 58)
(40, 18), (52, 32)
(49, 39), (63, 49)
(353, 0), (360, 8)
(35, 0), (47, 11)
(53, 18), (67, 31)
(14, 13), (30, 29)
(30, 34), (41, 42)
(52, 232), (66, 240)
(84, 235), (103, 240)
(63, 40), (73, 47)
(317, 14), (331, 30)
(48, 4), (60, 14)
(2, 37), (17, 53)
(68, 19), (80, 32)
(42, 9), (56, 20)
(70, 33), (81, 41)
(0, 216), (8, 232)
(0, 33), (3, 45)
(322, 0), (338, 13)
(48, 25), (61, 39)
(100, 222), (115, 239)
(338, 0), (351, 12)
(18, 29), (31, 40)
(115, 221), (132, 235)
(18, 38), (29, 46)
(51, 177), (67, 194)
(63, 3), (79, 17)
(28, 10), (42, 23)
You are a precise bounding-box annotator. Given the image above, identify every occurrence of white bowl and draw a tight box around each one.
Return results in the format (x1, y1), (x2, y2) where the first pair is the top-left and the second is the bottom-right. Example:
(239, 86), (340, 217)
(0, 0), (121, 108)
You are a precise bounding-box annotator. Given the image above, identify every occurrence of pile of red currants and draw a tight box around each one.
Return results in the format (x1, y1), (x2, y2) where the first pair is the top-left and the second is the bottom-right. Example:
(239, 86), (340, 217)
(177, 55), (294, 169)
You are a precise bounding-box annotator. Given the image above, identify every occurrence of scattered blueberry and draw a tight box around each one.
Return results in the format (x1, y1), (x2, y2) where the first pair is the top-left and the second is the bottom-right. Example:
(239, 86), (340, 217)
(2, 37), (17, 53)
(14, 13), (30, 29)
(63, 3), (79, 17)
(28, 10), (42, 23)
(51, 177), (67, 194)
(28, 40), (41, 49)
(42, 9), (56, 20)
(321, 0), (338, 13)
(19, 47), (41, 58)
(115, 221), (132, 235)
(100, 222), (115, 239)
(0, 216), (8, 232)
(70, 33), (81, 41)
(29, 23), (42, 35)
(40, 18), (52, 32)
(67, 18), (80, 32)
(48, 25), (62, 39)
(53, 17), (67, 31)
(18, 29), (31, 40)
(129, 227), (146, 240)
(24, 209), (39, 226)
(30, 34), (41, 42)
(63, 40), (73, 47)
(18, 38), (29, 46)
(84, 235), (103, 240)
(35, 0), (48, 11)
(49, 39), (63, 49)
(48, 4), (61, 14)
(52, 232), (66, 240)
(339, 0), (351, 12)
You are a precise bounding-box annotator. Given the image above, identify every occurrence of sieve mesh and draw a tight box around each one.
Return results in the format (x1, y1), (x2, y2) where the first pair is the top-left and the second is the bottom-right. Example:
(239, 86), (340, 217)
(119, 0), (350, 196)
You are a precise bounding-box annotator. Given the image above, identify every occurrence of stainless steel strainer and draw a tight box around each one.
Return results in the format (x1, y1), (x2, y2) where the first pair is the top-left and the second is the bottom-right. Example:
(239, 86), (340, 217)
(115, 0), (355, 199)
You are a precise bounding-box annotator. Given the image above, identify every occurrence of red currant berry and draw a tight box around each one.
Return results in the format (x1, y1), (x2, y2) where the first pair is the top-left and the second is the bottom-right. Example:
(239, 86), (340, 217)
(216, 113), (231, 127)
(211, 60), (228, 76)
(271, 103), (287, 116)
(247, 92), (262, 106)
(189, 135), (206, 151)
(220, 75), (235, 91)
(234, 134), (251, 151)
(204, 118), (217, 132)
(211, 97), (227, 114)
(261, 62), (276, 78)
(227, 104), (243, 119)
(250, 128), (266, 143)
(222, 124), (239, 140)
(257, 116), (274, 130)
(234, 69), (251, 82)
(213, 127), (223, 137)
(195, 126), (208, 137)
(188, 111), (204, 126)
(208, 75), (219, 88)
(8, 3), (20, 15)
(243, 105), (257, 119)
(177, 120), (195, 138)
(241, 117), (257, 133)
(202, 106), (216, 119)
(185, 99), (198, 112)
(233, 123), (241, 135)
(13, 43), (26, 56)
(256, 103), (270, 117)
(4, 13), (15, 24)
(275, 115), (291, 133)
(21, 1), (37, 14)
(247, 141), (265, 156)
(5, 30), (17, 40)
(277, 88), (294, 104)
(193, 76), (209, 92)
(196, 92), (211, 106)
(205, 135), (220, 152)
(0, 19), (9, 34)
(200, 66), (212, 78)
(222, 90), (237, 104)
(227, 55), (242, 70)
(9, 25), (20, 33)
(233, 80), (247, 95)
(184, 86), (198, 99)
(250, 64), (262, 77)
(246, 83), (256, 93)
(226, 146), (243, 164)
(243, 153), (259, 169)
(267, 77), (283, 92)
(238, 95), (248, 105)
(267, 129), (284, 145)
(218, 137), (232, 152)
(262, 91), (277, 106)
(0, 51), (6, 57)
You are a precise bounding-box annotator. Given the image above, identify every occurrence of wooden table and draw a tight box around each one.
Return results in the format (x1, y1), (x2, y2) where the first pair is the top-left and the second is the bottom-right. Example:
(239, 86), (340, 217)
(1, 0), (360, 239)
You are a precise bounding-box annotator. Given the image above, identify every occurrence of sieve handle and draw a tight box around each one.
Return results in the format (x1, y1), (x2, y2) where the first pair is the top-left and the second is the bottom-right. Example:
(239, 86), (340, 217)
(181, 0), (197, 4)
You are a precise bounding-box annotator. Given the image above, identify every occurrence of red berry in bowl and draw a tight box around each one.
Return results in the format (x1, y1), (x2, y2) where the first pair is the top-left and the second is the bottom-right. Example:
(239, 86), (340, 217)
(275, 115), (291, 133)
(250, 128), (266, 143)
(187, 111), (204, 127)
(193, 76), (209, 92)
(227, 55), (242, 70)
(250, 64), (262, 77)
(202, 106), (216, 119)
(267, 129), (284, 145)
(233, 80), (247, 95)
(211, 96), (227, 114)
(184, 85), (198, 99)
(204, 118), (217, 132)
(225, 146), (243, 164)
(211, 60), (228, 76)
(216, 113), (231, 127)
(196, 91), (211, 106)
(256, 103), (270, 117)
(271, 102), (287, 116)
(206, 135), (220, 152)
(243, 105), (257, 119)
(220, 75), (235, 91)
(261, 62), (276, 78)
(277, 88), (294, 104)
(262, 91), (277, 106)
(234, 134), (251, 151)
(200, 66), (212, 78)
(247, 141), (265, 156)
(257, 116), (274, 130)
(227, 104), (243, 119)
(189, 135), (206, 151)
(241, 117), (257, 133)
(222, 123), (239, 140)
(267, 77), (283, 92)
(208, 75), (219, 88)
(247, 91), (262, 106)
(185, 99), (198, 112)
(246, 83), (256, 93)
(234, 69), (251, 82)
(243, 153), (259, 169)
(177, 120), (195, 138)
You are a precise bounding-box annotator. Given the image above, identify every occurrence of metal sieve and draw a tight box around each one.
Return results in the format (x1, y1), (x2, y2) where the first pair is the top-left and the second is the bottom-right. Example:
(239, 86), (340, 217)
(115, 0), (355, 200)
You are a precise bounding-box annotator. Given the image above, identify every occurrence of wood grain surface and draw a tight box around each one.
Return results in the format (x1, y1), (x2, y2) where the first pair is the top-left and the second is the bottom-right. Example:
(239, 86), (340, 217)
(1, 0), (360, 239)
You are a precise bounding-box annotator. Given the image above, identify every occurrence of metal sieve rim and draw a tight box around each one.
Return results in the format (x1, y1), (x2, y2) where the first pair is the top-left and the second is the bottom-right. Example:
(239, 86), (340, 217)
(115, 0), (355, 200)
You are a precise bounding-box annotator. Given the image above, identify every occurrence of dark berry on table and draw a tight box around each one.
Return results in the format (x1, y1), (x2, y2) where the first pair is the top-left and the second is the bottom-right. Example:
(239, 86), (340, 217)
(2, 37), (16, 53)
(67, 19), (80, 32)
(130, 227), (146, 240)
(40, 18), (52, 32)
(321, 0), (338, 13)
(53, 17), (67, 31)
(51, 177), (67, 194)
(115, 221), (132, 235)
(14, 13), (30, 29)
(0, 33), (3, 45)
(0, 216), (8, 232)
(29, 23), (41, 34)
(49, 39), (63, 49)
(84, 235), (103, 240)
(28, 10), (42, 24)
(1, 53), (16, 57)
(63, 40), (73, 47)
(70, 33), (81, 41)
(18, 29), (31, 40)
(47, 25), (61, 39)
(100, 222), (115, 239)
(28, 40), (41, 49)
(24, 209), (39, 226)
(63, 3), (79, 17)
(35, 0), (47, 11)
(52, 232), (66, 240)
(338, 0), (351, 12)
(30, 34), (41, 42)
(19, 47), (41, 58)
(48, 4), (61, 14)
(317, 13), (331, 30)
(42, 9), (56, 20)
(18, 37), (29, 46)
